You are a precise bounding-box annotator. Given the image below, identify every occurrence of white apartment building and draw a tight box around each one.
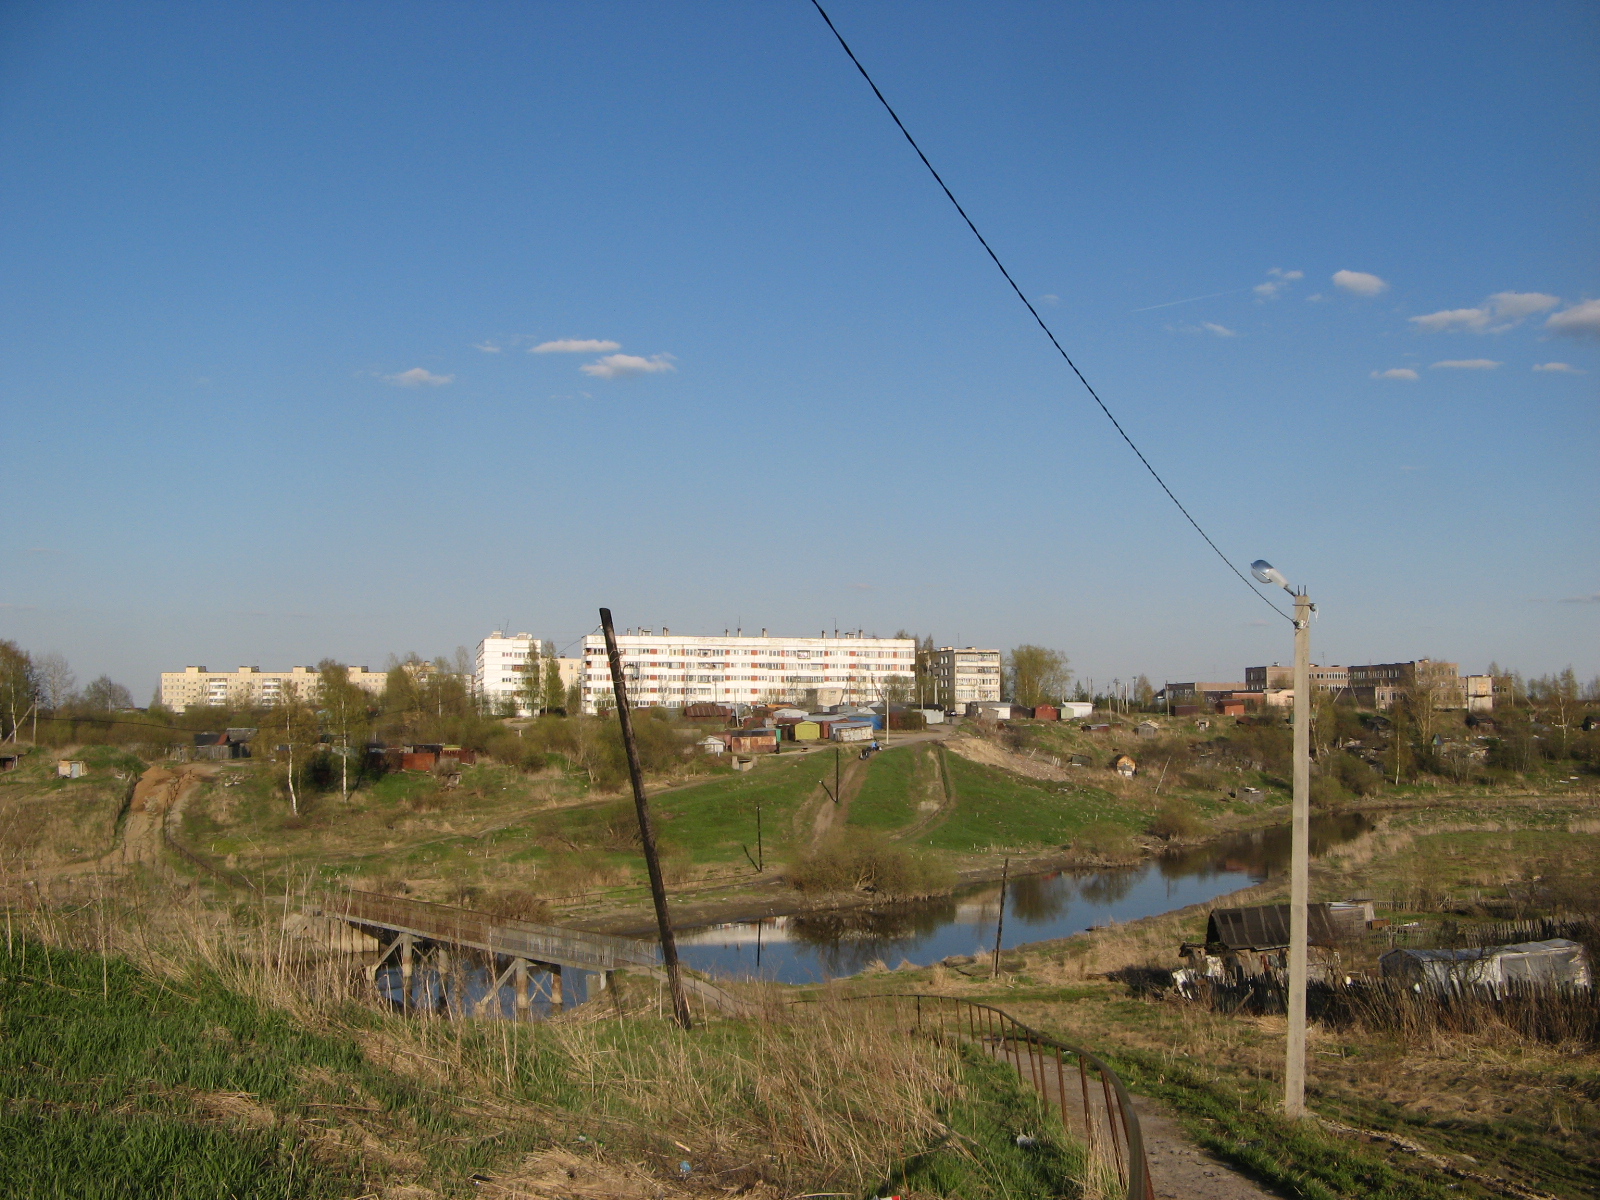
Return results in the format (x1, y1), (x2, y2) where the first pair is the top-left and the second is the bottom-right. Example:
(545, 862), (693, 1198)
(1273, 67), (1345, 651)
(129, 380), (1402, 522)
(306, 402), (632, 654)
(475, 632), (544, 716)
(928, 647), (1003, 709)
(580, 630), (916, 714)
(159, 664), (387, 713)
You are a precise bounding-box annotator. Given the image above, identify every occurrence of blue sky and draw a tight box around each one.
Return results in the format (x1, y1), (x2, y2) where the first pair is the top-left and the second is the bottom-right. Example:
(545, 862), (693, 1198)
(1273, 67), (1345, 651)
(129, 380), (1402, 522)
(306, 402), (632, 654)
(2, 0), (1595, 698)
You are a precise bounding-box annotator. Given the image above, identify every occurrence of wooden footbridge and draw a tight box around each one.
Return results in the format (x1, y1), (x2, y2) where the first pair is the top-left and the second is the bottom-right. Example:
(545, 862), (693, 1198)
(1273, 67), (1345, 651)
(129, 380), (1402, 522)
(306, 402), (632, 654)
(313, 890), (660, 1015)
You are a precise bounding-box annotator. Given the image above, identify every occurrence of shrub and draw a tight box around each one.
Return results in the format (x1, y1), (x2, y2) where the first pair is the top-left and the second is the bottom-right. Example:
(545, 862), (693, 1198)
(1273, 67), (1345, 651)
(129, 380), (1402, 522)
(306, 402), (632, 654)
(789, 830), (953, 898)
(1333, 751), (1382, 796)
(1070, 821), (1139, 861)
(1147, 799), (1205, 840)
(482, 889), (551, 922)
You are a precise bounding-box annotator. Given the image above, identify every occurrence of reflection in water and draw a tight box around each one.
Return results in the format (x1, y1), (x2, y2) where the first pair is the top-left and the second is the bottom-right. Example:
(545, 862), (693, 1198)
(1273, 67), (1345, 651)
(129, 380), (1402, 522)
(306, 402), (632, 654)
(678, 813), (1372, 985)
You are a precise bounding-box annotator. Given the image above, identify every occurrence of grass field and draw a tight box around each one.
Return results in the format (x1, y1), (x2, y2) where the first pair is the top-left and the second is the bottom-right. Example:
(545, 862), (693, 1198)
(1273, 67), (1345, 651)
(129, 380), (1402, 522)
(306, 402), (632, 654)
(0, 746), (134, 868)
(0, 920), (1093, 1200)
(919, 751), (1140, 854)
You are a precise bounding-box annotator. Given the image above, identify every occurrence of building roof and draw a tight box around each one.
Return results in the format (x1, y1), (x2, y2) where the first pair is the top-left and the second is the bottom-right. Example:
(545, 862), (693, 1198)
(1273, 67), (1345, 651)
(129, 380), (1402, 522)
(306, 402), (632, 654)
(1205, 904), (1358, 950)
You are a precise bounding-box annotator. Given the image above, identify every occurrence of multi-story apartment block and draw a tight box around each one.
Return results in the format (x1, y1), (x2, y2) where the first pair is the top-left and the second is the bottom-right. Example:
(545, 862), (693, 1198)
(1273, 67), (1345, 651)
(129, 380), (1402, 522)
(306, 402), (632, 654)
(579, 630), (915, 714)
(159, 664), (386, 713)
(475, 632), (544, 716)
(927, 647), (1002, 709)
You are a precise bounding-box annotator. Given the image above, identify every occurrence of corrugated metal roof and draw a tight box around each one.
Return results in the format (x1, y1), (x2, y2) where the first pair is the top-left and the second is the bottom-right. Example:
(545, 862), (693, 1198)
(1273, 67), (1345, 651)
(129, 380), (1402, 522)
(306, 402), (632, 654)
(1206, 904), (1353, 950)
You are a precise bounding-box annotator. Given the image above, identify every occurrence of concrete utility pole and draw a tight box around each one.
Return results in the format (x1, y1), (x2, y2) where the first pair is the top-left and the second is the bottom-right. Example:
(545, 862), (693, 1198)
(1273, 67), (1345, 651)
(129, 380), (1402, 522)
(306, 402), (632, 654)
(600, 607), (692, 1030)
(1285, 588), (1313, 1117)
(1250, 559), (1314, 1119)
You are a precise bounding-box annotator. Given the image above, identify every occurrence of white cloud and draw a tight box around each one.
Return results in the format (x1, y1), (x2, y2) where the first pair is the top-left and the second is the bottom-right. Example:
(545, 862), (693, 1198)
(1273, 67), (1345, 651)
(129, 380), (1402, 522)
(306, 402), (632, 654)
(474, 341), (502, 353)
(1533, 361), (1586, 373)
(385, 367), (453, 387)
(1253, 268), (1305, 300)
(1334, 270), (1388, 296)
(532, 338), (622, 354)
(1411, 307), (1491, 332)
(1201, 322), (1238, 337)
(580, 353), (676, 379)
(1370, 368), (1418, 380)
(1410, 291), (1562, 334)
(1545, 299), (1600, 341)
(1430, 358), (1500, 370)
(1559, 593), (1600, 604)
(1038, 294), (1060, 305)
(1488, 291), (1559, 320)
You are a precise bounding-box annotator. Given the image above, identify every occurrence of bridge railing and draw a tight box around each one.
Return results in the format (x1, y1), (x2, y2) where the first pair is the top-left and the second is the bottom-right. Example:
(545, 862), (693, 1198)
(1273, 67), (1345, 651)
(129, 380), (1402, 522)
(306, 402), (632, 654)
(798, 993), (1151, 1200)
(320, 889), (661, 972)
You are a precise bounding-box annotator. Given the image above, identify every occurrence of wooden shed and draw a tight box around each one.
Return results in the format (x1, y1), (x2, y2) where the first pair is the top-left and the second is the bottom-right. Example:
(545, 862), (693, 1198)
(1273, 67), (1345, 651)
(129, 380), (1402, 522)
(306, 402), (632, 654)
(1109, 753), (1137, 778)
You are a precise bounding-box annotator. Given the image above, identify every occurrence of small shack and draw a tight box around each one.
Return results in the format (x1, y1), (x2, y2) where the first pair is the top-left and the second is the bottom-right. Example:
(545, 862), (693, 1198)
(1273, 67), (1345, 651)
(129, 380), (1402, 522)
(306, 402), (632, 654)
(789, 720), (821, 741)
(1216, 698), (1247, 716)
(1183, 901), (1376, 980)
(57, 759), (87, 779)
(1109, 752), (1137, 778)
(1136, 721), (1161, 739)
(1060, 702), (1094, 720)
(831, 721), (874, 743)
(725, 728), (777, 754)
(1380, 939), (1591, 993)
(1033, 705), (1060, 721)
(698, 735), (727, 755)
(0, 748), (26, 772)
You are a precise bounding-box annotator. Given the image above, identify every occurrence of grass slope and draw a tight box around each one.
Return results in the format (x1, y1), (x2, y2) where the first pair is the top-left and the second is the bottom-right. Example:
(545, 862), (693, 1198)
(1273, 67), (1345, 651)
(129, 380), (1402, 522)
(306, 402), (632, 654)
(919, 751), (1139, 854)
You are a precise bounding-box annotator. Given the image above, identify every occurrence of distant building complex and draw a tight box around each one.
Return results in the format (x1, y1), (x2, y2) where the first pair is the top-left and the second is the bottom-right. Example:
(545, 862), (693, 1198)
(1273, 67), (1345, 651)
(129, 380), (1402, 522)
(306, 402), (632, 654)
(159, 664), (387, 713)
(580, 629), (915, 714)
(1165, 658), (1492, 714)
(472, 631), (581, 716)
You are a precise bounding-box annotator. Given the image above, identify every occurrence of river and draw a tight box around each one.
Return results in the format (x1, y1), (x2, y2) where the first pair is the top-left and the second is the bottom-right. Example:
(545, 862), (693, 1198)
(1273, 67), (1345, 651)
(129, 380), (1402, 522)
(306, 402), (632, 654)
(376, 812), (1371, 1011)
(675, 813), (1372, 983)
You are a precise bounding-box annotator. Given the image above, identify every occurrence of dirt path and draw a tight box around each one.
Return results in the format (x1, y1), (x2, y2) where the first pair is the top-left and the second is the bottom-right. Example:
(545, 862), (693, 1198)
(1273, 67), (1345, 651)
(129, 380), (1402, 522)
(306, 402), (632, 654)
(988, 1041), (1283, 1199)
(945, 731), (1075, 782)
(22, 765), (212, 881)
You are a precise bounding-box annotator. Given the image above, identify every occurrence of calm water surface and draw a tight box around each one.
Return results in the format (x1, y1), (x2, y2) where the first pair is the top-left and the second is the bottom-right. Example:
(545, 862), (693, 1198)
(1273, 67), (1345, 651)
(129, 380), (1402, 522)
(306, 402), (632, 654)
(376, 813), (1372, 1009)
(676, 813), (1372, 983)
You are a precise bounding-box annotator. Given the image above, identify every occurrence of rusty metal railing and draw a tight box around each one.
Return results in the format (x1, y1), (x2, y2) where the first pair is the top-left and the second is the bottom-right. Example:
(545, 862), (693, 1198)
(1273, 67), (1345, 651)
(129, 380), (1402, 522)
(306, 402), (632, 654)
(802, 993), (1151, 1200)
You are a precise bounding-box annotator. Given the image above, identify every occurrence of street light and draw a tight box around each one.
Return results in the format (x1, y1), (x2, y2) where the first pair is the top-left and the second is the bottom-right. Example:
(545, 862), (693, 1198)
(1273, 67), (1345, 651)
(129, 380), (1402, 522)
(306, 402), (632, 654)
(1253, 559), (1314, 1119)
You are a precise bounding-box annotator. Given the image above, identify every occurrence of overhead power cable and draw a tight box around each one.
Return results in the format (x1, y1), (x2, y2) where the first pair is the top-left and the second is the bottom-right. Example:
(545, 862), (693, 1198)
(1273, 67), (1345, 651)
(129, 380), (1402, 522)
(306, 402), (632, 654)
(807, 1), (1290, 622)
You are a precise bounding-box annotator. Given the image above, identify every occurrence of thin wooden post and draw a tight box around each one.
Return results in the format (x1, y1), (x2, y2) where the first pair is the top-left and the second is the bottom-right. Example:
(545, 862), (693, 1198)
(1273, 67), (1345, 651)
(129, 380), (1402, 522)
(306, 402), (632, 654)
(600, 607), (692, 1030)
(991, 856), (1010, 978)
(1054, 1044), (1069, 1135)
(1078, 1053), (1096, 1159)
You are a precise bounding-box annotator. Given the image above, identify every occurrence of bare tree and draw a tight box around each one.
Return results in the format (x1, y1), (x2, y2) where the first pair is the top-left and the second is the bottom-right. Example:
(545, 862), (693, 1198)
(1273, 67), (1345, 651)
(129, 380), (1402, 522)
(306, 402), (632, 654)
(1005, 646), (1072, 708)
(35, 652), (76, 712)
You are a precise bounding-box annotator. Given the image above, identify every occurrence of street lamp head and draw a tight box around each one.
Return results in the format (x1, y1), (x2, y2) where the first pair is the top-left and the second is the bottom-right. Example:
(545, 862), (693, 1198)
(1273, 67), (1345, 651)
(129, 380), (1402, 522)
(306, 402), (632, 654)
(1251, 559), (1292, 591)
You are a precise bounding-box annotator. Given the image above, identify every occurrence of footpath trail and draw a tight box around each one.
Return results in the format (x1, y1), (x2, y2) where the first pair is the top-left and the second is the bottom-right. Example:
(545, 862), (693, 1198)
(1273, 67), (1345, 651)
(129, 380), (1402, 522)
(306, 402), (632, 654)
(988, 1040), (1283, 1200)
(25, 764), (212, 882)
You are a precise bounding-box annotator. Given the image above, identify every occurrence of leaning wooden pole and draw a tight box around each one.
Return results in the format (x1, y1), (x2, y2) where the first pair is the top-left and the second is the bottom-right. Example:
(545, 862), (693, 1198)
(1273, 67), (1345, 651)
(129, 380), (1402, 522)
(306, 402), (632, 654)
(600, 608), (693, 1030)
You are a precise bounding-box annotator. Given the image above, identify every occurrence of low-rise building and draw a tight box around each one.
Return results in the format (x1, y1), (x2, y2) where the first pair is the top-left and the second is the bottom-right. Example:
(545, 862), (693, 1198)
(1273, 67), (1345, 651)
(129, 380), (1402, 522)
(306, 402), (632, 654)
(1346, 660), (1466, 710)
(159, 664), (386, 713)
(580, 629), (914, 714)
(928, 647), (1002, 709)
(1166, 682), (1247, 706)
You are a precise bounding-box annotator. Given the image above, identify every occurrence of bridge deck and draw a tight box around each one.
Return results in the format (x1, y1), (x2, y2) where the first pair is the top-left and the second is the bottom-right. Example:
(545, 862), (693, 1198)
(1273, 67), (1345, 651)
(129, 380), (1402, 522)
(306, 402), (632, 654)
(318, 889), (660, 972)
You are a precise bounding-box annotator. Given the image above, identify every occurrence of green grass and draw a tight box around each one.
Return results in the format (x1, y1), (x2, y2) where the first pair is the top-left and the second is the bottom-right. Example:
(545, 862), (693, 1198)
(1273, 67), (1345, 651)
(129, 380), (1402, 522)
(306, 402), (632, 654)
(647, 750), (829, 862)
(917, 752), (1138, 853)
(0, 939), (504, 1199)
(886, 1045), (1086, 1199)
(847, 745), (926, 832)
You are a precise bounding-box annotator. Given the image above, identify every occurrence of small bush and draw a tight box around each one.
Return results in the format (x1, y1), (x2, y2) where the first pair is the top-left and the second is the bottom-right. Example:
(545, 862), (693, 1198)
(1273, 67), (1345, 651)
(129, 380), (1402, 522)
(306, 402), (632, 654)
(482, 889), (551, 922)
(789, 830), (954, 898)
(1070, 821), (1139, 861)
(1333, 751), (1383, 796)
(1147, 799), (1205, 840)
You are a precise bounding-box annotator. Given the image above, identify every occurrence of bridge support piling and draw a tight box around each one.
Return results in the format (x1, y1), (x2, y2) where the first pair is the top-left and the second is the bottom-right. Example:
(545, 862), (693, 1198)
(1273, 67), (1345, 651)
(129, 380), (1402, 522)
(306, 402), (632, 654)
(514, 960), (530, 1016)
(400, 935), (414, 1012)
(550, 964), (563, 1010)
